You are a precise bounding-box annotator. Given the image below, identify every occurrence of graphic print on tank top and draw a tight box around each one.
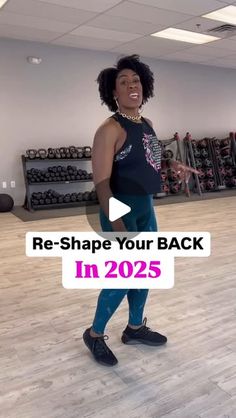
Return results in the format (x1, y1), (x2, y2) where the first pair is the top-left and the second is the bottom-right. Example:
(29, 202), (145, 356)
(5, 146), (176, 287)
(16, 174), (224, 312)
(114, 144), (132, 162)
(142, 132), (162, 172)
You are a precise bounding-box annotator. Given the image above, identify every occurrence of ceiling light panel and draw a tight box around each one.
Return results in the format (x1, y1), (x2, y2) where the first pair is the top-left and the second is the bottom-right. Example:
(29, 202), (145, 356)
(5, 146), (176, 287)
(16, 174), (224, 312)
(0, 0), (8, 9)
(151, 28), (219, 44)
(203, 6), (236, 25)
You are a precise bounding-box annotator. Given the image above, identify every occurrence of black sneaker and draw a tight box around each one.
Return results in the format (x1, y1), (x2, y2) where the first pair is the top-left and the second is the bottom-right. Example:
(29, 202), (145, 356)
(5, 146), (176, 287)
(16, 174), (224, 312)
(121, 317), (167, 346)
(83, 327), (118, 366)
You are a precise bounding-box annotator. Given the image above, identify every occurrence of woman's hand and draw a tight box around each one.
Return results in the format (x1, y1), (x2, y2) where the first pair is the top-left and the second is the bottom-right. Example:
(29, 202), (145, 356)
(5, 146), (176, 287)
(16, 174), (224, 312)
(171, 160), (199, 183)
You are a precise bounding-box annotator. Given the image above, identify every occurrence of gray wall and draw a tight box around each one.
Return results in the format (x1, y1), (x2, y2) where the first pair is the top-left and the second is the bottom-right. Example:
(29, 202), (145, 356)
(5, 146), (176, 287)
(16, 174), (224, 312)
(1, 37), (236, 205)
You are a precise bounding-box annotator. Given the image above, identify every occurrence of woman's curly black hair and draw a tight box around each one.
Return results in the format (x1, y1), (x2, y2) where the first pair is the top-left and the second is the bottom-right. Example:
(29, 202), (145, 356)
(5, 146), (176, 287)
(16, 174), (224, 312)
(97, 54), (154, 112)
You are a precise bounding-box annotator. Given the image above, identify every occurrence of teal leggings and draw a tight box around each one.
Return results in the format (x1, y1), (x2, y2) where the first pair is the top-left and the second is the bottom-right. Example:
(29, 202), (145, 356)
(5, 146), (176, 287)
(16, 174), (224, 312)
(92, 195), (157, 334)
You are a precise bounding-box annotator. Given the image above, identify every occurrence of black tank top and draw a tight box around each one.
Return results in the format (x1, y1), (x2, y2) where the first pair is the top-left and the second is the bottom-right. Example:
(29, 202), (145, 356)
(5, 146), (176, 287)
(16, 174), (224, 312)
(110, 113), (162, 195)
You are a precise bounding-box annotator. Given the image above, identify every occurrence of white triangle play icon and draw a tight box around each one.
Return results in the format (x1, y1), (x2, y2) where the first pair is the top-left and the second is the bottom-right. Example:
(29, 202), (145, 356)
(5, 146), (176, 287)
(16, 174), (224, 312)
(109, 197), (131, 222)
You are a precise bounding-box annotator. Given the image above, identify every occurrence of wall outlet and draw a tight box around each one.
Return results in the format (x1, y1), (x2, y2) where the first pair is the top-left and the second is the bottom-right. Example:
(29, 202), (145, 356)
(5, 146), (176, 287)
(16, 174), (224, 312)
(10, 181), (15, 188)
(2, 181), (7, 189)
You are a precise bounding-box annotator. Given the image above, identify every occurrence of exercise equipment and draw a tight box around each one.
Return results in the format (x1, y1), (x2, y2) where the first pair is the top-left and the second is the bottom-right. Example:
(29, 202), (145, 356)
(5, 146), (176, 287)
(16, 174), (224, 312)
(169, 182), (181, 194)
(224, 157), (233, 166)
(163, 149), (174, 159)
(205, 179), (215, 190)
(0, 194), (14, 212)
(38, 149), (47, 159)
(198, 139), (207, 148)
(48, 148), (55, 159)
(161, 171), (167, 182)
(206, 168), (214, 178)
(203, 159), (212, 168)
(83, 146), (92, 158)
(193, 148), (201, 158)
(69, 146), (78, 159)
(195, 159), (202, 168)
(201, 149), (209, 158)
(26, 149), (37, 159)
(77, 147), (84, 158)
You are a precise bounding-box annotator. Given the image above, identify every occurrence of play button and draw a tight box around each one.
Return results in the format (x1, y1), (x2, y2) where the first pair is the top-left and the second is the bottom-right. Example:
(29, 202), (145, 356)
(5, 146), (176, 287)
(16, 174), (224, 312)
(109, 197), (131, 222)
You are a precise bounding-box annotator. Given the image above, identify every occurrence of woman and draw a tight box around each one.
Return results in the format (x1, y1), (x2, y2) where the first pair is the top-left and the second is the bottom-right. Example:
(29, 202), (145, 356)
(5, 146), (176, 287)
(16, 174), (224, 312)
(83, 55), (196, 366)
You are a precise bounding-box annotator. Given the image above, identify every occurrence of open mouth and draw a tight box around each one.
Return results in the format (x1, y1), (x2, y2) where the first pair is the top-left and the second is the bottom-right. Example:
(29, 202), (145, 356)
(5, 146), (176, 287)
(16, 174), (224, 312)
(129, 93), (139, 99)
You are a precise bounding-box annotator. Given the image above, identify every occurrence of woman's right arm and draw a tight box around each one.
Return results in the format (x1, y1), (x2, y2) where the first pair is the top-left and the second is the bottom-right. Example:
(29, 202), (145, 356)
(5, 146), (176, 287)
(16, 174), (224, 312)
(92, 121), (127, 232)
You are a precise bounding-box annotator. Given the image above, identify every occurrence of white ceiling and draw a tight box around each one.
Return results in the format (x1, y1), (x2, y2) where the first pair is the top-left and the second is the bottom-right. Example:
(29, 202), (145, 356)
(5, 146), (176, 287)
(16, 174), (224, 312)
(1, 0), (236, 69)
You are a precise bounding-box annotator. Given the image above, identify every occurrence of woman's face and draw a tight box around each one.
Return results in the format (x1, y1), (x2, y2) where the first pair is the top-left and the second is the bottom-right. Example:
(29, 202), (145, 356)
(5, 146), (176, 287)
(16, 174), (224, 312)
(113, 68), (143, 111)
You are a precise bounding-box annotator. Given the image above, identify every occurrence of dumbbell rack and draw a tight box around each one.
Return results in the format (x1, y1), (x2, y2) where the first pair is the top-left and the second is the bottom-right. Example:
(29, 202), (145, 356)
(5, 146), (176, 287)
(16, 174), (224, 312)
(183, 133), (220, 194)
(209, 133), (236, 189)
(22, 155), (97, 211)
(154, 132), (187, 198)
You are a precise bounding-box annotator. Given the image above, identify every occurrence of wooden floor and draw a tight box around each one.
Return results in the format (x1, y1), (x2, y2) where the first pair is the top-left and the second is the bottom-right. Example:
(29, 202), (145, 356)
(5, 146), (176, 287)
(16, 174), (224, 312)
(1, 196), (236, 418)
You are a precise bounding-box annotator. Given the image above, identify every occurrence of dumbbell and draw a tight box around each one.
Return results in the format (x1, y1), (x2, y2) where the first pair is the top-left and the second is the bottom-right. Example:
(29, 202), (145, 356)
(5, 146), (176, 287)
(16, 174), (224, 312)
(26, 149), (37, 159)
(168, 170), (179, 181)
(83, 146), (92, 158)
(48, 148), (55, 159)
(90, 191), (97, 201)
(31, 198), (39, 206)
(225, 177), (236, 188)
(195, 159), (203, 168)
(224, 157), (233, 166)
(32, 192), (40, 200)
(214, 139), (221, 148)
(221, 138), (230, 147)
(63, 194), (71, 203)
(220, 147), (230, 157)
(225, 167), (233, 177)
(70, 193), (77, 202)
(76, 193), (83, 202)
(205, 179), (215, 190)
(161, 171), (167, 182)
(193, 148), (201, 158)
(201, 149), (209, 158)
(67, 166), (76, 175)
(215, 148), (221, 157)
(57, 195), (64, 204)
(82, 191), (91, 201)
(206, 168), (214, 178)
(163, 149), (174, 159)
(230, 177), (236, 187)
(80, 173), (87, 180)
(169, 182), (180, 194)
(219, 167), (226, 177)
(69, 146), (78, 159)
(64, 147), (71, 159)
(76, 147), (84, 158)
(203, 159), (212, 168)
(59, 147), (66, 159)
(198, 168), (205, 179)
(191, 140), (197, 148)
(88, 173), (93, 179)
(161, 183), (169, 193)
(217, 158), (225, 167)
(38, 149), (47, 159)
(198, 139), (208, 148)
(54, 148), (61, 159)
